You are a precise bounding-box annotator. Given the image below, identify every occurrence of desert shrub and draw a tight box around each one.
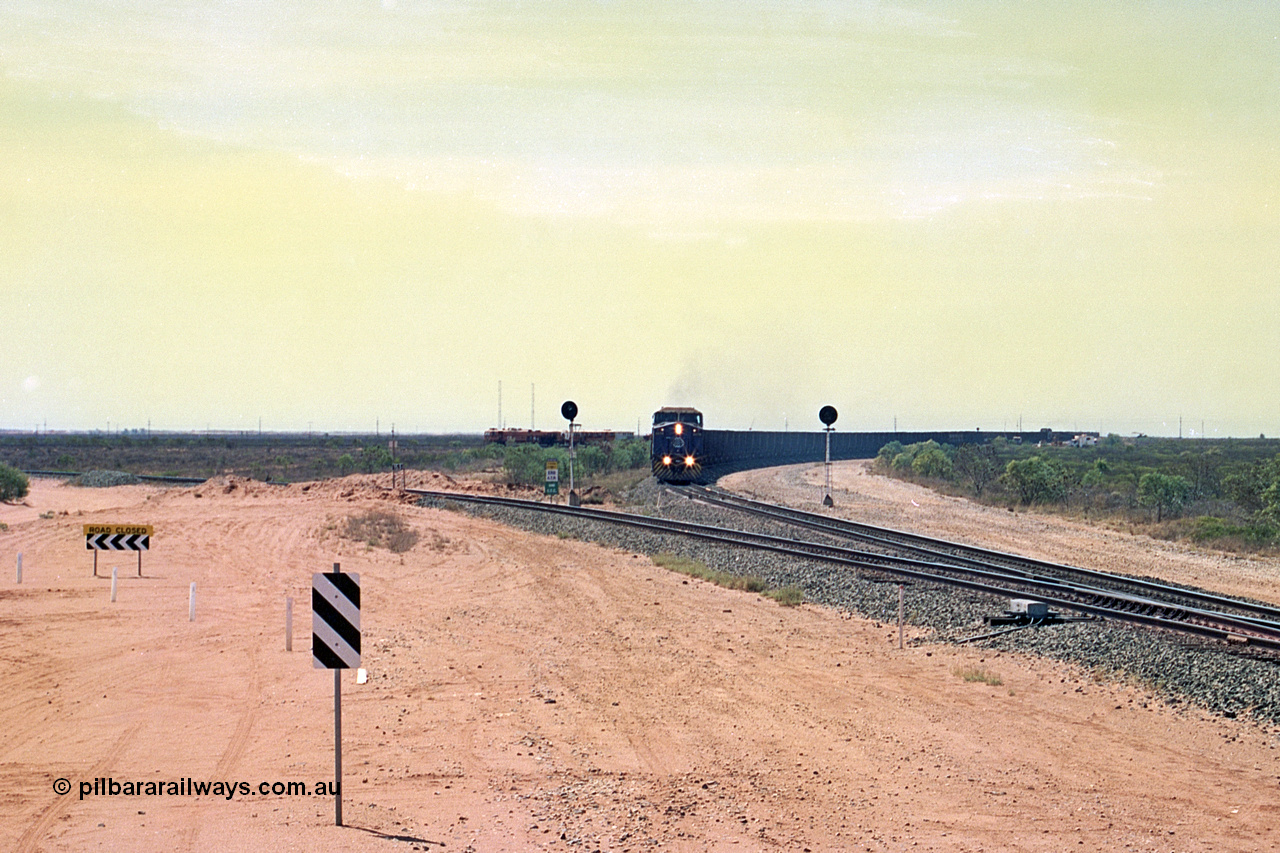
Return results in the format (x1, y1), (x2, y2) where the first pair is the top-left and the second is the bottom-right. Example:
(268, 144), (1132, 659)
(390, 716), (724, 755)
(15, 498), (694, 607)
(953, 444), (999, 496)
(0, 463), (29, 502)
(1137, 472), (1192, 521)
(574, 445), (608, 477)
(875, 441), (904, 467)
(651, 552), (766, 591)
(503, 444), (567, 486)
(613, 439), (650, 470)
(342, 510), (418, 553)
(1003, 456), (1067, 504)
(1190, 516), (1277, 547)
(764, 585), (805, 606)
(911, 445), (953, 479)
(360, 445), (394, 473)
(954, 665), (1003, 686)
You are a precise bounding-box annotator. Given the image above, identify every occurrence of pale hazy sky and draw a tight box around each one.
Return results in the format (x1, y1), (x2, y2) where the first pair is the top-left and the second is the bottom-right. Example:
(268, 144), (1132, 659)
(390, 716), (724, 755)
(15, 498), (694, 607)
(3, 1), (1278, 436)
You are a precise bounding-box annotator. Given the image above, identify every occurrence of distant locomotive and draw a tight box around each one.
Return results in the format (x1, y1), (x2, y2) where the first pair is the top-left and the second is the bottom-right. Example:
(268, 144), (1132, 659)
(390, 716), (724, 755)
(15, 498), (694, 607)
(651, 407), (704, 483)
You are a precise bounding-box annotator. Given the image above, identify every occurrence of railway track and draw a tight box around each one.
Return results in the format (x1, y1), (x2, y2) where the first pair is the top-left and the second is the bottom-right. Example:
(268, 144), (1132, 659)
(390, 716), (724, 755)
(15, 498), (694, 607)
(677, 484), (1280, 627)
(411, 487), (1280, 654)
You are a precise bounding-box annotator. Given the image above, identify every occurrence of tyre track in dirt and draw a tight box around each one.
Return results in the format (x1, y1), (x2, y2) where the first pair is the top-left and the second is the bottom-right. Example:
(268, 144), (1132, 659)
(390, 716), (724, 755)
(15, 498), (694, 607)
(13, 721), (143, 853)
(8, 476), (1280, 851)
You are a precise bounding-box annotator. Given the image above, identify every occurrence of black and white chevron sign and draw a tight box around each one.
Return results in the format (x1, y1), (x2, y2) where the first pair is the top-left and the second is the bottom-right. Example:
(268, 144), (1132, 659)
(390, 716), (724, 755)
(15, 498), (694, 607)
(85, 532), (150, 551)
(313, 572), (361, 669)
(83, 525), (152, 551)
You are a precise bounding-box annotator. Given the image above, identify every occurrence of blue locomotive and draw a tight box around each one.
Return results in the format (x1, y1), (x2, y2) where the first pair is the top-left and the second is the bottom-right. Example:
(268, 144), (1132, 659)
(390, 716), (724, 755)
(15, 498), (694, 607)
(651, 407), (704, 483)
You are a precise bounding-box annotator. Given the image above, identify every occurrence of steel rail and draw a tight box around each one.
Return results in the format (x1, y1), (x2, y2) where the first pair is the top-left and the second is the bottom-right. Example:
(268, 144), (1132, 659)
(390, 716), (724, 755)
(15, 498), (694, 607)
(411, 488), (1280, 652)
(680, 484), (1280, 626)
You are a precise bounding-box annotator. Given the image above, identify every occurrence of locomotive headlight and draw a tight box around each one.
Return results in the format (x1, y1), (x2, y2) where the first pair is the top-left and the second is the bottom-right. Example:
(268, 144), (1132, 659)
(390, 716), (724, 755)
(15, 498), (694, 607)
(683, 455), (695, 467)
(662, 455), (672, 466)
(674, 423), (683, 435)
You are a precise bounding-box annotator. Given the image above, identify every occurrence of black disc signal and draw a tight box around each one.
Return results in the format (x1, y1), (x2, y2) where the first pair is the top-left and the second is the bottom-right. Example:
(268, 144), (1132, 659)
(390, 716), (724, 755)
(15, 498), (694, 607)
(561, 400), (578, 421)
(819, 405), (838, 426)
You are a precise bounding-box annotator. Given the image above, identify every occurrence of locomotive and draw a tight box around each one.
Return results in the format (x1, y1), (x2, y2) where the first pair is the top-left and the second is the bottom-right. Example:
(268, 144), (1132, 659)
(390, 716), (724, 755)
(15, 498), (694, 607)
(650, 407), (704, 483)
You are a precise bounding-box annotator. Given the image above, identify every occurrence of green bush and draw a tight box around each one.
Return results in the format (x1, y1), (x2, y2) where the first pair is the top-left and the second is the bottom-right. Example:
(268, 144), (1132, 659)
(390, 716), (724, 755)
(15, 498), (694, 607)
(502, 439), (648, 486)
(503, 444), (566, 486)
(911, 446), (953, 479)
(613, 439), (650, 470)
(1137, 471), (1192, 521)
(1003, 456), (1068, 504)
(0, 462), (30, 502)
(764, 585), (805, 606)
(651, 552), (767, 592)
(1191, 516), (1277, 546)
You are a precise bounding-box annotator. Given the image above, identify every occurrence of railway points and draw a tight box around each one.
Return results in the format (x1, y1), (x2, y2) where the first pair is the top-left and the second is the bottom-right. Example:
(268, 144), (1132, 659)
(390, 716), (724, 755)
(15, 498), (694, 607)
(411, 486), (1280, 655)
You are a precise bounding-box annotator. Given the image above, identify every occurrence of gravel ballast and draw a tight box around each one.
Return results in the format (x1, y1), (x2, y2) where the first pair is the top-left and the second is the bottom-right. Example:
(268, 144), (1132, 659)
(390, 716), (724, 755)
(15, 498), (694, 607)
(421, 479), (1280, 729)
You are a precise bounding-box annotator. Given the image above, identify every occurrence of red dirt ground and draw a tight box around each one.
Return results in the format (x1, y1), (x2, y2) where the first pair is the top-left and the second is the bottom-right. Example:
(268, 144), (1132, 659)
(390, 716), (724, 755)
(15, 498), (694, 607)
(2, 466), (1278, 852)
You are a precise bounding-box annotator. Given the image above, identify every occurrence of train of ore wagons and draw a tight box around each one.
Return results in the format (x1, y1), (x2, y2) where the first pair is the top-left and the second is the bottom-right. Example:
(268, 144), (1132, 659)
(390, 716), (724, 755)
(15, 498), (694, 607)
(488, 407), (1096, 486)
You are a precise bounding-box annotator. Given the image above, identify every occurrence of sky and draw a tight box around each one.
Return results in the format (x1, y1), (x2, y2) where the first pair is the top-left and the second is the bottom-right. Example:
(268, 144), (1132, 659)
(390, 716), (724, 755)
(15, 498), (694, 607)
(2, 1), (1278, 437)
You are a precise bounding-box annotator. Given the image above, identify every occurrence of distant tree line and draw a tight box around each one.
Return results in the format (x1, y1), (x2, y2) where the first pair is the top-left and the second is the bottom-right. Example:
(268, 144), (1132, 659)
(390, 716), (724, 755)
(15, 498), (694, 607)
(500, 439), (650, 486)
(0, 433), (652, 489)
(873, 436), (1280, 549)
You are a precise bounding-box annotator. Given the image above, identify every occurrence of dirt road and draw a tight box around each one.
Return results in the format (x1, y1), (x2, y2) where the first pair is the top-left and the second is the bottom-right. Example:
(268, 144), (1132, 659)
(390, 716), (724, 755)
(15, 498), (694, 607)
(2, 469), (1278, 851)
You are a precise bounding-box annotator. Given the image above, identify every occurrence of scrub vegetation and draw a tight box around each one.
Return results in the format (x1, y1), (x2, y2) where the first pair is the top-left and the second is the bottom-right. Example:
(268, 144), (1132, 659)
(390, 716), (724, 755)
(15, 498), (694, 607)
(651, 552), (804, 606)
(0, 462), (29, 502)
(954, 665), (1003, 686)
(499, 439), (650, 488)
(342, 509), (419, 553)
(0, 433), (649, 491)
(874, 436), (1280, 551)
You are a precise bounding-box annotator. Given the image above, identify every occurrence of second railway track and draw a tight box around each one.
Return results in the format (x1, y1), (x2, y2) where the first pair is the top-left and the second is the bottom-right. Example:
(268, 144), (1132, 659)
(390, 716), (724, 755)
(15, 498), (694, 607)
(411, 486), (1280, 654)
(677, 484), (1280, 628)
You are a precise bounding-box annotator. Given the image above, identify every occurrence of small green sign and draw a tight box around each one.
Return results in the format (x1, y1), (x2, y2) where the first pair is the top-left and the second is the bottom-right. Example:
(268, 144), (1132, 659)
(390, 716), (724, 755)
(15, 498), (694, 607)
(545, 481), (559, 496)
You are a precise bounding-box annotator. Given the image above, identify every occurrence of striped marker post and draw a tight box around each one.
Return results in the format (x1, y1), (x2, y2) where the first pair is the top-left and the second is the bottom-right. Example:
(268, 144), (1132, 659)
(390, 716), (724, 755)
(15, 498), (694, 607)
(313, 563), (360, 827)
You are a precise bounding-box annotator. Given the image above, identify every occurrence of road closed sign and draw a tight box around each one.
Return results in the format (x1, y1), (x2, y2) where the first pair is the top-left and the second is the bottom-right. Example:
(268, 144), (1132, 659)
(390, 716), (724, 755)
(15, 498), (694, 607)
(84, 524), (153, 551)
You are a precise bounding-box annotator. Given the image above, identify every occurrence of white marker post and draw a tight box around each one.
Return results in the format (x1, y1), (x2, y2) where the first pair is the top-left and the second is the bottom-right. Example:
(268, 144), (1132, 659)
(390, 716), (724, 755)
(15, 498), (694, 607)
(189, 582), (196, 622)
(111, 567), (118, 603)
(286, 596), (293, 652)
(16, 553), (21, 584)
